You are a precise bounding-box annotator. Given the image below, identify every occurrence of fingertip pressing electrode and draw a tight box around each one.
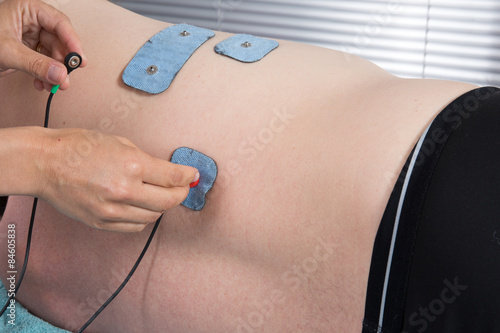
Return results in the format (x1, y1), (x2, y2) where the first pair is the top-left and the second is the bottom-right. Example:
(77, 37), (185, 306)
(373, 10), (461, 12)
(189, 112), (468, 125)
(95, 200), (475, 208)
(171, 148), (217, 211)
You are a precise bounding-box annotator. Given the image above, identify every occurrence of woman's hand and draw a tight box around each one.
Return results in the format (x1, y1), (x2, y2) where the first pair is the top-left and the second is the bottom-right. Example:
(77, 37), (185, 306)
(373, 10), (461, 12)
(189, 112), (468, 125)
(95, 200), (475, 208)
(0, 0), (87, 91)
(0, 127), (199, 232)
(39, 128), (199, 232)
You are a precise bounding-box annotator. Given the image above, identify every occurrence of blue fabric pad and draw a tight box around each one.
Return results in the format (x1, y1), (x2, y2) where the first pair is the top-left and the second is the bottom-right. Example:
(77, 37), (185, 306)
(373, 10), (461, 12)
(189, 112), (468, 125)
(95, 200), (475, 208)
(171, 147), (217, 211)
(0, 280), (69, 332)
(214, 34), (279, 63)
(122, 24), (215, 94)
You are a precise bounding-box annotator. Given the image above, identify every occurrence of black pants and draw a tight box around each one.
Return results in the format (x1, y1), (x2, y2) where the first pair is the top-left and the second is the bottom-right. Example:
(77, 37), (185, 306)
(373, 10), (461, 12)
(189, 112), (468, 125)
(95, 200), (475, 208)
(363, 87), (500, 333)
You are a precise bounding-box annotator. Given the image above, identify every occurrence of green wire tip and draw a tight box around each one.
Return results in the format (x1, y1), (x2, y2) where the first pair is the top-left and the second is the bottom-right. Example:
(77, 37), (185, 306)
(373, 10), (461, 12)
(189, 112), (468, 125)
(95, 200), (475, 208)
(51, 85), (60, 94)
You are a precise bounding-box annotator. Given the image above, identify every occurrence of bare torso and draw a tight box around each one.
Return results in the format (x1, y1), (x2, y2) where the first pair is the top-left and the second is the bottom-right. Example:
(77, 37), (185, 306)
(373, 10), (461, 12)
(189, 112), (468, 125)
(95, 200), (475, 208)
(0, 1), (477, 332)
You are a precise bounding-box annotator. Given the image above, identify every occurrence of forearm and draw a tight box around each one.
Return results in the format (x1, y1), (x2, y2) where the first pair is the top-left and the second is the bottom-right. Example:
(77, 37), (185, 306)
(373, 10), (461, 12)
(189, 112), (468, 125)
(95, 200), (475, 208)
(0, 126), (48, 197)
(0, 123), (198, 231)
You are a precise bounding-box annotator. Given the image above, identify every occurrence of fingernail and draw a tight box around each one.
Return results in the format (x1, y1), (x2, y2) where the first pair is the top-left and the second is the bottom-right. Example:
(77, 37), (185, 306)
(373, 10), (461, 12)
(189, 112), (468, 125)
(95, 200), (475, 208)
(48, 65), (64, 83)
(190, 172), (200, 188)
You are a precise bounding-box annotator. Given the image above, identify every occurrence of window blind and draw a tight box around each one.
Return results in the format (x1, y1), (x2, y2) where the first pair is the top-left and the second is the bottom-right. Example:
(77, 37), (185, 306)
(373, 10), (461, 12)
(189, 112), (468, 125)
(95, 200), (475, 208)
(116, 0), (500, 86)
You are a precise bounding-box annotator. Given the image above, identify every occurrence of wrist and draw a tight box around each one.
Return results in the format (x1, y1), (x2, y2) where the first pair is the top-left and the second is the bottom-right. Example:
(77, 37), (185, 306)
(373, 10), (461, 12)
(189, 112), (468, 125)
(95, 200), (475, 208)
(0, 126), (53, 197)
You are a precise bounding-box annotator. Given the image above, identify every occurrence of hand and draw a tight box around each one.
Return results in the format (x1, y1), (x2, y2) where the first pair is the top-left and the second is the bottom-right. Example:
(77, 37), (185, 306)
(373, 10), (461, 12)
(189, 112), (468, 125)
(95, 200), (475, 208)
(0, 0), (87, 91)
(36, 128), (199, 232)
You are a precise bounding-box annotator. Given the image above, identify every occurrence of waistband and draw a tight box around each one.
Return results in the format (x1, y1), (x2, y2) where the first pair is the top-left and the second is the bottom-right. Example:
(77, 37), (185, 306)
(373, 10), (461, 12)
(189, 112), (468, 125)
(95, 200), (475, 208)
(362, 86), (500, 333)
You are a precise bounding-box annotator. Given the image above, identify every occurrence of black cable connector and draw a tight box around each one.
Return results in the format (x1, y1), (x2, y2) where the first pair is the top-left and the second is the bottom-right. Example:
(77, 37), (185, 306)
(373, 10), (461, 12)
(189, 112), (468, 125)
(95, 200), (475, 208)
(64, 52), (82, 75)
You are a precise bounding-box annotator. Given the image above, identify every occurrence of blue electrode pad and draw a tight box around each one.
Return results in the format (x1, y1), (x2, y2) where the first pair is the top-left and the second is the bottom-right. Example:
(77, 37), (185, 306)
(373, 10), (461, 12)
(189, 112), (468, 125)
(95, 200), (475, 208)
(122, 24), (215, 94)
(171, 147), (217, 211)
(214, 34), (279, 63)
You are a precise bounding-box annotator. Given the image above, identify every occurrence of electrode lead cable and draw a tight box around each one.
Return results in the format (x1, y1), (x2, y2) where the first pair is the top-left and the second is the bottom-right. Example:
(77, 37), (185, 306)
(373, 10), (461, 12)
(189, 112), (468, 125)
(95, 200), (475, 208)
(1, 53), (164, 333)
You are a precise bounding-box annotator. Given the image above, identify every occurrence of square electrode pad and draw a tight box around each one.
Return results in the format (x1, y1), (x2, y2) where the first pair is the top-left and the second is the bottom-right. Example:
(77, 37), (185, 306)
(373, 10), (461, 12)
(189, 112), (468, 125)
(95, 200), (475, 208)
(171, 148), (217, 211)
(122, 24), (215, 94)
(214, 34), (279, 63)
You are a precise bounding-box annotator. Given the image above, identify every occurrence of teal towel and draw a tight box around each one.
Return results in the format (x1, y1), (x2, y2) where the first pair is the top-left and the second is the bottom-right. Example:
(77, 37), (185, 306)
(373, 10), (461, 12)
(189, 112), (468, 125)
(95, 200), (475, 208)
(0, 279), (70, 332)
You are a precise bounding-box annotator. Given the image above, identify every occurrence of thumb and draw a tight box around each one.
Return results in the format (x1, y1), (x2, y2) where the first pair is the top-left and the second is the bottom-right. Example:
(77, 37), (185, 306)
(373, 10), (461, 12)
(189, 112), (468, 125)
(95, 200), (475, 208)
(15, 45), (67, 85)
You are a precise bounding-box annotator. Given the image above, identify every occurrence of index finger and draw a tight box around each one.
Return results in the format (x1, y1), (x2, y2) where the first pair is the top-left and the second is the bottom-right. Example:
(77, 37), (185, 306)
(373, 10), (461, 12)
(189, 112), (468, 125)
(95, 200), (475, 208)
(35, 1), (87, 67)
(143, 156), (199, 188)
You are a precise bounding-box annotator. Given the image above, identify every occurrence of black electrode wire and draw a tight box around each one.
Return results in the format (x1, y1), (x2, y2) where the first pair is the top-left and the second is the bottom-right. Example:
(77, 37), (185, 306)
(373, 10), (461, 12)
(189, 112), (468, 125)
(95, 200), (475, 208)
(76, 215), (163, 333)
(1, 61), (161, 331)
(0, 198), (38, 317)
(0, 90), (55, 317)
(45, 92), (54, 127)
(1, 87), (163, 331)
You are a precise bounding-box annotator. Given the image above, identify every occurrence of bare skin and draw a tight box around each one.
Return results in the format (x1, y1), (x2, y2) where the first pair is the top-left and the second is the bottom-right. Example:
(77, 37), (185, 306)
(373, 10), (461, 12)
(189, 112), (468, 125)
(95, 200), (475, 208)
(0, 0), (477, 332)
(0, 0), (199, 233)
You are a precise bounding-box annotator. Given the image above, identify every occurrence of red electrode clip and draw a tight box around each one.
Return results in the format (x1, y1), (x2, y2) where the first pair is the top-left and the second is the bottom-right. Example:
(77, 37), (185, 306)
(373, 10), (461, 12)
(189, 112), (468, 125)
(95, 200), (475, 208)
(190, 178), (200, 188)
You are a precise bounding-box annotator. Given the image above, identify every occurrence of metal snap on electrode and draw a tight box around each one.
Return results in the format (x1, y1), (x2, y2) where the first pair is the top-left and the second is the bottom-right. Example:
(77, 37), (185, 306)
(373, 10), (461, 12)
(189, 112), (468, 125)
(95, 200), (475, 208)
(68, 55), (81, 69)
(63, 52), (83, 75)
(146, 65), (158, 75)
(214, 34), (279, 63)
(122, 24), (215, 94)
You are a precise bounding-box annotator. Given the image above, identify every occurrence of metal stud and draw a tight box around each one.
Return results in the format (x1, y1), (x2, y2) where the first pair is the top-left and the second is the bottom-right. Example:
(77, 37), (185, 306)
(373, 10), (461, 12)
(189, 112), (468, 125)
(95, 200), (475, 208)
(68, 55), (81, 69)
(179, 30), (191, 37)
(146, 65), (158, 75)
(241, 41), (252, 48)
